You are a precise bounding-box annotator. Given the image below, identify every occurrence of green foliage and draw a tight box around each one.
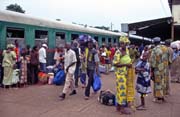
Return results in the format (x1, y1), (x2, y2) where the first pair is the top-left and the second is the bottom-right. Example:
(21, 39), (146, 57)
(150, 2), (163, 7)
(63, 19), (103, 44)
(94, 26), (110, 30)
(6, 3), (25, 13)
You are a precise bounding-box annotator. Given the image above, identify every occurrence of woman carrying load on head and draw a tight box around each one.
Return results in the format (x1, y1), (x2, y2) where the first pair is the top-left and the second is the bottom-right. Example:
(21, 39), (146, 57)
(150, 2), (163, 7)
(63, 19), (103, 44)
(113, 36), (135, 114)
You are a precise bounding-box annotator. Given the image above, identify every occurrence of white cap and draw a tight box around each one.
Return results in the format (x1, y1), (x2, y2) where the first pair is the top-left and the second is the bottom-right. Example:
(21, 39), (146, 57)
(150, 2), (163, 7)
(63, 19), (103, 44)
(42, 44), (48, 48)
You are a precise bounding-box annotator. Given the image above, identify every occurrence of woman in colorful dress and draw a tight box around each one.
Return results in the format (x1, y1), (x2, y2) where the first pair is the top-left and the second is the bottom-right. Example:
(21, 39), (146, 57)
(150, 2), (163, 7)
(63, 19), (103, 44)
(2, 44), (16, 88)
(19, 48), (28, 87)
(150, 37), (170, 103)
(113, 38), (133, 114)
(170, 43), (180, 83)
(120, 35), (135, 109)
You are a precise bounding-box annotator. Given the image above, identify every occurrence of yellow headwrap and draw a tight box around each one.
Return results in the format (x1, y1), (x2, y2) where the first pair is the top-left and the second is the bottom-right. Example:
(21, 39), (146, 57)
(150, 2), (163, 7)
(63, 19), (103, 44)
(119, 35), (130, 44)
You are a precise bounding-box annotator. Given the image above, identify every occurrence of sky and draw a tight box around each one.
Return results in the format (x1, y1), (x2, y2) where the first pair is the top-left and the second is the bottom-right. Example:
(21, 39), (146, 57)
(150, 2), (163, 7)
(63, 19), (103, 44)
(0, 0), (172, 30)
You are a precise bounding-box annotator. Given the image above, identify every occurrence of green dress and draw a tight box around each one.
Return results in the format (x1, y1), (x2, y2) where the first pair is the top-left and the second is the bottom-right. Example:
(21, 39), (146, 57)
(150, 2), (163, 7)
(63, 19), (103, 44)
(2, 50), (16, 86)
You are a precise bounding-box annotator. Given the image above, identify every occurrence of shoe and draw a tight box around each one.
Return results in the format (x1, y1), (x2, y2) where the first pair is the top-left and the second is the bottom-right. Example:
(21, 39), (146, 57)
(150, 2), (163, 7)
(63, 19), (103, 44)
(69, 90), (77, 96)
(84, 96), (89, 100)
(81, 84), (86, 88)
(59, 93), (66, 100)
(136, 105), (147, 110)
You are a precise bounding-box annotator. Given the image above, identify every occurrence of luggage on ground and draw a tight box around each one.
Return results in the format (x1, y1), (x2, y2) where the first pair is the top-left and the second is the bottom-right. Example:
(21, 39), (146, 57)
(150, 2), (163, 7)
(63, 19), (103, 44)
(98, 90), (116, 106)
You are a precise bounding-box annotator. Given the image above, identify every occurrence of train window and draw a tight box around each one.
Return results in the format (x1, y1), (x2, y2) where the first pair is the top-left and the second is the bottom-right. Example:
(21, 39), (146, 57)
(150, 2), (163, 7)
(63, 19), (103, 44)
(114, 38), (116, 43)
(35, 30), (48, 47)
(56, 32), (65, 47)
(108, 38), (111, 43)
(6, 27), (25, 48)
(102, 38), (105, 43)
(94, 36), (98, 42)
(71, 34), (79, 41)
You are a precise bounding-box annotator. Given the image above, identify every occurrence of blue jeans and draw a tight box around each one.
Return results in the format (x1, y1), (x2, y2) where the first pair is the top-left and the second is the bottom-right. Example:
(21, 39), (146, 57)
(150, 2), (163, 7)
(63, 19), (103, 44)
(85, 69), (94, 97)
(40, 63), (46, 73)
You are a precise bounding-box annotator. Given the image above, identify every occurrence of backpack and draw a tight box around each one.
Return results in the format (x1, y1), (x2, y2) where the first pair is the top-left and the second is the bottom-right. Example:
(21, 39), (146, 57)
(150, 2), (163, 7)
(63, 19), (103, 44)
(98, 90), (115, 106)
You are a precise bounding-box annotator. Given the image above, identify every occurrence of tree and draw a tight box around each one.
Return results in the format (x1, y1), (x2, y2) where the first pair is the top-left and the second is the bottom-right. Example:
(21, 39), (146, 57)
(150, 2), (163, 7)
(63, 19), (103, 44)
(94, 26), (110, 30)
(113, 30), (119, 32)
(56, 19), (61, 21)
(6, 3), (25, 13)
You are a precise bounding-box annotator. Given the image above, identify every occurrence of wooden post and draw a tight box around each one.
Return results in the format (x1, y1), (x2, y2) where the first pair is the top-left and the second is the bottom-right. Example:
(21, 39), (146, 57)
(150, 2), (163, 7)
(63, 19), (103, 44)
(171, 19), (174, 41)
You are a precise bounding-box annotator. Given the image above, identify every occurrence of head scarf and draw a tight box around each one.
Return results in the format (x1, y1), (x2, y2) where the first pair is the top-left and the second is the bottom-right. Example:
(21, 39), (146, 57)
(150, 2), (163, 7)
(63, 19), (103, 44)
(119, 35), (130, 44)
(7, 44), (15, 49)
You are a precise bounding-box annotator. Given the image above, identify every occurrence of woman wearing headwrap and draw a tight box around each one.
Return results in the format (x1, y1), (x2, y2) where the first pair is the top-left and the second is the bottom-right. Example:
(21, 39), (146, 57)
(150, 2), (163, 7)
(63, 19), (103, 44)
(113, 36), (135, 114)
(170, 43), (180, 83)
(120, 35), (135, 107)
(2, 44), (16, 88)
(150, 37), (171, 102)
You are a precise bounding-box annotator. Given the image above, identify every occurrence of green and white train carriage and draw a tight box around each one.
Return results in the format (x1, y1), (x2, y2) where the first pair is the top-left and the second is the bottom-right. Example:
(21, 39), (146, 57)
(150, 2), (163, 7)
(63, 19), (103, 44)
(0, 10), (123, 50)
(0, 10), (152, 64)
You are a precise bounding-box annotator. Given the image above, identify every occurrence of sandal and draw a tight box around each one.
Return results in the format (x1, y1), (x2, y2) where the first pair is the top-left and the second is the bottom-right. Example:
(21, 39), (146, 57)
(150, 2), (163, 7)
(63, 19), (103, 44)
(137, 106), (147, 110)
(120, 108), (131, 115)
(136, 105), (143, 108)
(84, 96), (89, 100)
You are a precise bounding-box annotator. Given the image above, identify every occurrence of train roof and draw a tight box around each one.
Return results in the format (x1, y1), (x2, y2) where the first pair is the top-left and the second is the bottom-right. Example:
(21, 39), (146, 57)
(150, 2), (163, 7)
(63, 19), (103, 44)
(0, 10), (123, 36)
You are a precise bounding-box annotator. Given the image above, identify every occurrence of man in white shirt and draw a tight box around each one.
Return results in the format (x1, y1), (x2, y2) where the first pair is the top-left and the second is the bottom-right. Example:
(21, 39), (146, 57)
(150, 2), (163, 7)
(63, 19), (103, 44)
(39, 44), (48, 72)
(59, 42), (77, 100)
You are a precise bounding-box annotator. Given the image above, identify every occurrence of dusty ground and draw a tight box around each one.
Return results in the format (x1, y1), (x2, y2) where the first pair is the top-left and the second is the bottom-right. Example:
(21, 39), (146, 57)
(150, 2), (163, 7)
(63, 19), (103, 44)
(0, 73), (180, 117)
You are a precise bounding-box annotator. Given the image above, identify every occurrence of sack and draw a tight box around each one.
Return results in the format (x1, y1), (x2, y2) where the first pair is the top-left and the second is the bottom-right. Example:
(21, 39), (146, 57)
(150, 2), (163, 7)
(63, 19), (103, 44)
(53, 70), (65, 85)
(109, 66), (115, 72)
(46, 66), (54, 73)
(80, 73), (86, 85)
(93, 73), (101, 92)
(53, 64), (63, 75)
(99, 65), (106, 73)
(38, 72), (48, 84)
(98, 90), (115, 106)
(48, 73), (54, 85)
(12, 69), (20, 84)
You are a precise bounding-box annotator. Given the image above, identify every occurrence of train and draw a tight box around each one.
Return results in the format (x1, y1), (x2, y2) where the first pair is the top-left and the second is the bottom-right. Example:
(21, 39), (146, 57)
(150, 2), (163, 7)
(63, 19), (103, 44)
(0, 10), (153, 64)
(0, 10), (151, 50)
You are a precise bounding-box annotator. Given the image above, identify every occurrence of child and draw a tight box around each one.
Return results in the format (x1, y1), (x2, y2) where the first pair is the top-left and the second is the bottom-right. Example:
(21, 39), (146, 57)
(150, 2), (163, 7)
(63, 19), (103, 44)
(80, 51), (86, 88)
(135, 52), (151, 110)
(19, 48), (28, 87)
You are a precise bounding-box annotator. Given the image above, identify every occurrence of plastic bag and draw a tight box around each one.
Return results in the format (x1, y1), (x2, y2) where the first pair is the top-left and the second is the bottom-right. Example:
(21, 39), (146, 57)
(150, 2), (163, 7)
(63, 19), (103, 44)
(53, 70), (65, 85)
(12, 69), (20, 84)
(93, 73), (102, 92)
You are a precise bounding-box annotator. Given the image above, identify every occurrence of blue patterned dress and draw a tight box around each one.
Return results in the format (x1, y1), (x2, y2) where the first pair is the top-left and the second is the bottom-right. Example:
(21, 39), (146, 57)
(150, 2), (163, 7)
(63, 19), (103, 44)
(135, 60), (151, 94)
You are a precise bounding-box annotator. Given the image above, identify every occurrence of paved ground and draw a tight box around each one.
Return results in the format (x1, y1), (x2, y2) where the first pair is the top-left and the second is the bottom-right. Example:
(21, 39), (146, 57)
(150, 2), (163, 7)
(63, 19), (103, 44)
(0, 73), (180, 117)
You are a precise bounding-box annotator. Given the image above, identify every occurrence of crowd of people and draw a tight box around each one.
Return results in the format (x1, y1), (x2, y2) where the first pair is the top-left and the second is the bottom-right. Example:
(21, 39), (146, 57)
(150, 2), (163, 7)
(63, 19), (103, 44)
(0, 35), (180, 115)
